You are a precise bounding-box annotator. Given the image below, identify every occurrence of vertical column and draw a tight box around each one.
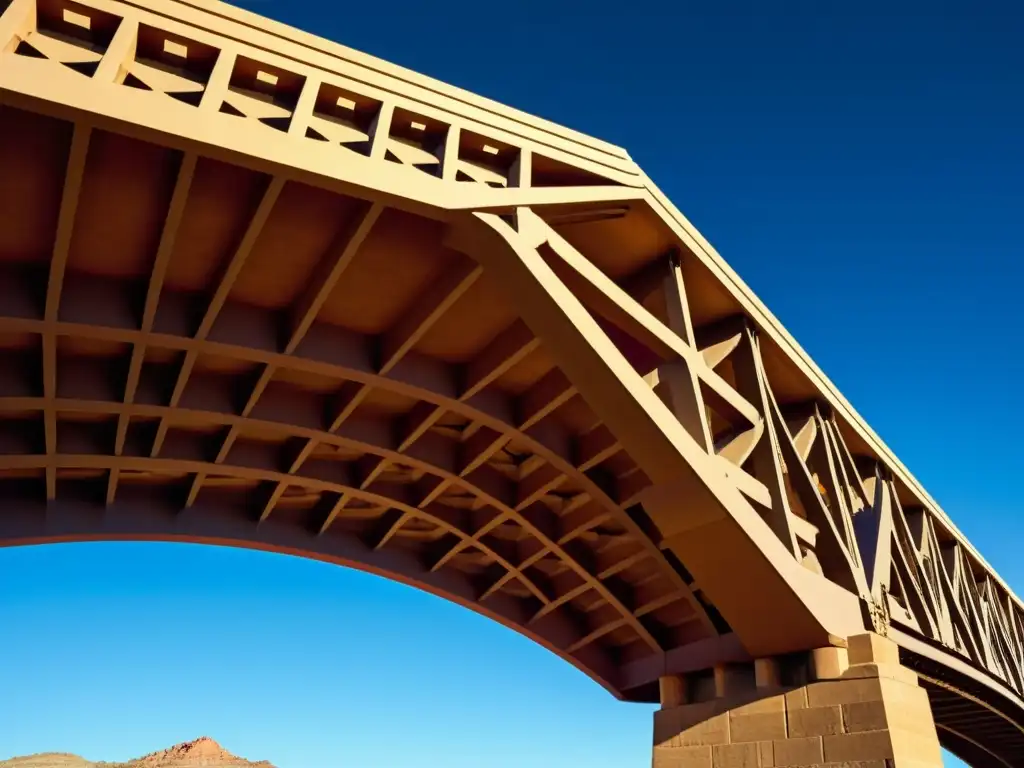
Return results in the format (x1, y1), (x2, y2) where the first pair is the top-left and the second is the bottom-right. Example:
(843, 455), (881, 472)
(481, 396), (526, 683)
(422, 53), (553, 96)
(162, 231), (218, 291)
(199, 46), (237, 112)
(653, 659), (785, 768)
(799, 633), (943, 767)
(438, 124), (461, 181)
(367, 102), (394, 160)
(652, 633), (942, 767)
(93, 15), (139, 84)
(509, 147), (531, 188)
(288, 75), (321, 138)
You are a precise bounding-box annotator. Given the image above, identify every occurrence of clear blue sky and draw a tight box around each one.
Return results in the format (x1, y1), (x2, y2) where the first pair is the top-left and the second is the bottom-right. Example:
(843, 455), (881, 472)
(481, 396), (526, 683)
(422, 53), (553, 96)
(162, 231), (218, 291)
(2, 2), (1022, 766)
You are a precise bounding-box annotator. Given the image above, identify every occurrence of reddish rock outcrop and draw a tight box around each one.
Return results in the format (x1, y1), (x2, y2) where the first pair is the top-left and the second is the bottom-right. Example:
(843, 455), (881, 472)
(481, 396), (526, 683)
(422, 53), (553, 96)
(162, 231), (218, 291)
(0, 738), (275, 768)
(125, 737), (273, 768)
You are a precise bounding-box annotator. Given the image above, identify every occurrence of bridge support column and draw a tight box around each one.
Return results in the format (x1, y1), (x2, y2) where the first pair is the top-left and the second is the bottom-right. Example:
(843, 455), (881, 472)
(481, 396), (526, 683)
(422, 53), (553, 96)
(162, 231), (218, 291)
(652, 633), (942, 767)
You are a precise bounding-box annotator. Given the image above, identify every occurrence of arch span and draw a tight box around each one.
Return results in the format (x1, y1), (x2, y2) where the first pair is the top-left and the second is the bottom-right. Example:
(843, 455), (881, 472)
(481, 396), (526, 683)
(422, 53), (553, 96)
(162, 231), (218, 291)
(0, 95), (725, 702)
(899, 642), (1024, 766)
(1, 0), (1023, 762)
(0, 491), (626, 693)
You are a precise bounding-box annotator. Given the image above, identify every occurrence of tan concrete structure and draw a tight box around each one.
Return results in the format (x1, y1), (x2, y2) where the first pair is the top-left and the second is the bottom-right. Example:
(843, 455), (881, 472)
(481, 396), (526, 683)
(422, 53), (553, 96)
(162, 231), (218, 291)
(0, 0), (1020, 765)
(654, 634), (945, 768)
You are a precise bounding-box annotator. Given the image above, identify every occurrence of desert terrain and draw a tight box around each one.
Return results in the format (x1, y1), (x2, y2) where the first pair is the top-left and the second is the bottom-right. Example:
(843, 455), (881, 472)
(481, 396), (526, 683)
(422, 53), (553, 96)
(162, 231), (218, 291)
(0, 737), (274, 768)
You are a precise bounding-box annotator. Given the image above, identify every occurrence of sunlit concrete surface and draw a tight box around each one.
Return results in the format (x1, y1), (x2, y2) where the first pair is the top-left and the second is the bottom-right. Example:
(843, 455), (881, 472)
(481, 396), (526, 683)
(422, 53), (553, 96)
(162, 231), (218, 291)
(0, 0), (1021, 764)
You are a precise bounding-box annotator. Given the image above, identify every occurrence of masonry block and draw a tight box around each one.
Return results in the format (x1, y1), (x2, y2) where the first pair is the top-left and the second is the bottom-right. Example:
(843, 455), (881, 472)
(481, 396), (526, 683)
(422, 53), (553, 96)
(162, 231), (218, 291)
(842, 662), (918, 685)
(656, 703), (726, 746)
(811, 646), (849, 680)
(651, 651), (937, 768)
(653, 649), (941, 768)
(806, 677), (884, 707)
(848, 633), (900, 666)
(712, 742), (759, 768)
(654, 707), (682, 747)
(678, 712), (731, 747)
(788, 705), (844, 737)
(889, 728), (943, 765)
(731, 693), (786, 717)
(823, 730), (893, 762)
(653, 745), (713, 768)
(729, 711), (787, 743)
(877, 678), (930, 710)
(783, 686), (807, 711)
(841, 700), (889, 733)
(772, 735), (824, 767)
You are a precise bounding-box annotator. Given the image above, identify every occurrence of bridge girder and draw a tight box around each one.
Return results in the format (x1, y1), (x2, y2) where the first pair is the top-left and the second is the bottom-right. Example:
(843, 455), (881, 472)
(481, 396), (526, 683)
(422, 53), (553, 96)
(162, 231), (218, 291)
(0, 0), (1022, 762)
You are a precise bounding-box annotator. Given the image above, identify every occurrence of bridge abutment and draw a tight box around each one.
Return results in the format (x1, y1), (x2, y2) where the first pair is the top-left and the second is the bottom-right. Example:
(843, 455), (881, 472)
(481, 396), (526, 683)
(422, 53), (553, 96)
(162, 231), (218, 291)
(653, 633), (942, 768)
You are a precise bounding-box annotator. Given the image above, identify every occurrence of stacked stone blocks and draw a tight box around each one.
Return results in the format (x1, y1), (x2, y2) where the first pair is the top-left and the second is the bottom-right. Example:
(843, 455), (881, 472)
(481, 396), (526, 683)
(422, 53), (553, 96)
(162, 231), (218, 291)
(652, 633), (943, 768)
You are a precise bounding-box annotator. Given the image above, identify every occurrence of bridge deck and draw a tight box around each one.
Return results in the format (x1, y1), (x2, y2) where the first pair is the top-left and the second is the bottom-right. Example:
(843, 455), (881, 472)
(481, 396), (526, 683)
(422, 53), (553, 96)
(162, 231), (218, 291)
(0, 0), (1021, 764)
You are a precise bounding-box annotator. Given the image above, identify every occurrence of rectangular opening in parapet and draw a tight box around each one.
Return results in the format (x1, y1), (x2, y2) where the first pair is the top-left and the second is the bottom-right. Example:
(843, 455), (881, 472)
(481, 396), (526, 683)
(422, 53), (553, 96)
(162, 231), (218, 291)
(62, 8), (90, 29)
(36, 0), (119, 45)
(307, 81), (381, 155)
(532, 152), (621, 188)
(455, 129), (517, 187)
(223, 54), (305, 131)
(163, 39), (187, 58)
(126, 24), (219, 106)
(385, 106), (448, 176)
(24, 0), (121, 75)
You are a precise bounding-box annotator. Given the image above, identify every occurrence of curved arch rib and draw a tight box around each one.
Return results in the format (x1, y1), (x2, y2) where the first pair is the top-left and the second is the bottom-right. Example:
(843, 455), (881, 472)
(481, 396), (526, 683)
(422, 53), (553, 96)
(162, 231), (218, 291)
(0, 491), (624, 695)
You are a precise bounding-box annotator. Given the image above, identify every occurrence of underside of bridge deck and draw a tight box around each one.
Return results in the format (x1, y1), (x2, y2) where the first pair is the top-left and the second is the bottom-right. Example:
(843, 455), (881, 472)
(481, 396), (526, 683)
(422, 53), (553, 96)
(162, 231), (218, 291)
(0, 0), (1022, 764)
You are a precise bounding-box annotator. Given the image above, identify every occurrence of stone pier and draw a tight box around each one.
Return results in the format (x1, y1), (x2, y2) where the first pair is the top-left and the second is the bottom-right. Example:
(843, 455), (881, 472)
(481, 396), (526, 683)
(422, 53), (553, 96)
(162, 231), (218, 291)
(653, 633), (943, 768)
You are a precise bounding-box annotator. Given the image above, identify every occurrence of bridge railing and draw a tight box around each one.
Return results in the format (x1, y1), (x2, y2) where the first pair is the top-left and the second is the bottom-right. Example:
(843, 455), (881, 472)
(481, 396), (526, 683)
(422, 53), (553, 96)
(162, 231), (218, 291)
(498, 199), (1024, 701)
(2, 0), (1020, 703)
(582, 217), (1024, 700)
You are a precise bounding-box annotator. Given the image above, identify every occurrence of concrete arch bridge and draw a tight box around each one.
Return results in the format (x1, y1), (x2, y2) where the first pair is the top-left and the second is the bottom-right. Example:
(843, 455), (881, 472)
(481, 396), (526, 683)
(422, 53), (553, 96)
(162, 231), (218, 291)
(0, 0), (1021, 764)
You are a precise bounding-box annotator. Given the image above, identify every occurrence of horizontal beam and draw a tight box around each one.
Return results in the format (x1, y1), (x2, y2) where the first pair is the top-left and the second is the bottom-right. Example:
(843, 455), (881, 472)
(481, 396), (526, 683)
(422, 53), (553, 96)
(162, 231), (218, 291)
(446, 185), (645, 211)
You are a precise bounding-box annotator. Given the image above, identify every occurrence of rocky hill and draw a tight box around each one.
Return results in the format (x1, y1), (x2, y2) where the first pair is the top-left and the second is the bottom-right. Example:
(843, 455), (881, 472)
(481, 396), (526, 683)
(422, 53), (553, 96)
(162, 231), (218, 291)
(0, 738), (275, 768)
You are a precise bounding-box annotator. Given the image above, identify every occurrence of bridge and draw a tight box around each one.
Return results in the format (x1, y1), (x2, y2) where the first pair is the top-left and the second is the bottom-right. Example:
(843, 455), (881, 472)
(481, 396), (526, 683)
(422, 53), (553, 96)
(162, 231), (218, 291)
(0, 0), (1021, 765)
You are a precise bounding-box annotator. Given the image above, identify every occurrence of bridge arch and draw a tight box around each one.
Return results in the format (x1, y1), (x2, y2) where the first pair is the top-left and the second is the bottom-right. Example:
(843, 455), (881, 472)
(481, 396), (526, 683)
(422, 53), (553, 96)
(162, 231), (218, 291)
(900, 642), (1024, 766)
(4, 506), (1024, 766)
(0, 0), (1022, 762)
(0, 99), (729, 703)
(0, 493), (627, 693)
